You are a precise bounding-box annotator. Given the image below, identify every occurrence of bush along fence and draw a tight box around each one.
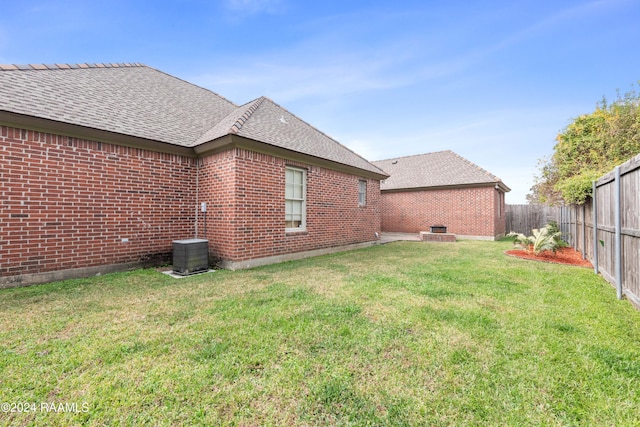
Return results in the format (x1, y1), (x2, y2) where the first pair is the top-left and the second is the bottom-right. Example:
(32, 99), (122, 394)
(505, 204), (574, 251)
(509, 153), (640, 309)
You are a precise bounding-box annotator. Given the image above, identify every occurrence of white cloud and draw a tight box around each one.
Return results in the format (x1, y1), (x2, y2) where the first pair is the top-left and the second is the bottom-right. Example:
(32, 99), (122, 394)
(192, 44), (416, 104)
(189, 4), (490, 104)
(190, 39), (475, 107)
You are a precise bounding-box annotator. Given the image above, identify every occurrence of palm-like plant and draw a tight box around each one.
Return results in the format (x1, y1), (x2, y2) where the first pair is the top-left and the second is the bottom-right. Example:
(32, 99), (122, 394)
(507, 226), (563, 255)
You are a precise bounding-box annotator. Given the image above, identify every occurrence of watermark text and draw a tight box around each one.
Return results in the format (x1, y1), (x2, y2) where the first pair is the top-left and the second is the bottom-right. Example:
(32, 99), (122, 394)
(1, 402), (89, 413)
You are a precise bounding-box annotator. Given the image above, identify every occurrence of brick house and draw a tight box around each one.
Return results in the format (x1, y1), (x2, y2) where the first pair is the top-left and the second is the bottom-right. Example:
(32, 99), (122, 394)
(373, 151), (510, 240)
(0, 63), (388, 287)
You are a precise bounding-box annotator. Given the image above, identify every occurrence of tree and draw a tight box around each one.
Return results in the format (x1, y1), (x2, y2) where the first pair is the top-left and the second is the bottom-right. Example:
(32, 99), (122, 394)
(526, 156), (562, 205)
(529, 84), (640, 204)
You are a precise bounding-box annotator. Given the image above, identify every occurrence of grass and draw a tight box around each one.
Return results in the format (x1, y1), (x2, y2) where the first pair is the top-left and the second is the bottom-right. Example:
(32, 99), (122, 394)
(1, 240), (640, 426)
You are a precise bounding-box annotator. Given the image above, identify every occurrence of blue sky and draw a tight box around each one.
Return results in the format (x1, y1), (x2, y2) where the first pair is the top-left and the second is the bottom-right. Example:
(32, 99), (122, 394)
(1, 0), (639, 203)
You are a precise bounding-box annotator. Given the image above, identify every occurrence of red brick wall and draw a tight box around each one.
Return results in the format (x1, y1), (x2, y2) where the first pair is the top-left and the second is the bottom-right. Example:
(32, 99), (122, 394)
(0, 126), (195, 277)
(197, 149), (239, 261)
(380, 186), (506, 239)
(199, 148), (381, 264)
(1, 126), (382, 280)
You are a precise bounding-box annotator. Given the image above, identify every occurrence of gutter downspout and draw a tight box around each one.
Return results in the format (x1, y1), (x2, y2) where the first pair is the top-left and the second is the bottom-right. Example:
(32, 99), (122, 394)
(195, 158), (200, 239)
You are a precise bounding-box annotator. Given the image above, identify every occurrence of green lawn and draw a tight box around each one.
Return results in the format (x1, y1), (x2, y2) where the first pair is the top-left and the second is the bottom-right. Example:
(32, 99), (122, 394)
(1, 240), (639, 426)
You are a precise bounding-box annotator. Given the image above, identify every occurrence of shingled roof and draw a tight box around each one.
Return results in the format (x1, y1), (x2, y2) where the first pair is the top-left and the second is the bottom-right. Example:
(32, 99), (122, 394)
(373, 151), (510, 192)
(0, 63), (386, 177)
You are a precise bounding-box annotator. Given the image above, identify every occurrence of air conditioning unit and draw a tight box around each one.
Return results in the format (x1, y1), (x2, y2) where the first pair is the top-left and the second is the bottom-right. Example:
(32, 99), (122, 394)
(172, 238), (209, 275)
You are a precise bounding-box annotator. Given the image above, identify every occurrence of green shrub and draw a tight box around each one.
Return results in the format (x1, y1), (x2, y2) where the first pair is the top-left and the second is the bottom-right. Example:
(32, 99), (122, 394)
(546, 221), (569, 248)
(507, 226), (563, 255)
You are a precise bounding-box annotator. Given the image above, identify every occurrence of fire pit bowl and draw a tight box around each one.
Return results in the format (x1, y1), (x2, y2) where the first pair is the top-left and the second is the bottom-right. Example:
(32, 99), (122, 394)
(430, 225), (447, 234)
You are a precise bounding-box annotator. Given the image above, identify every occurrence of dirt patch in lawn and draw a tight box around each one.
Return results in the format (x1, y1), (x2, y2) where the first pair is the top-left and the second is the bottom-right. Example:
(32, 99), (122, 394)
(505, 247), (593, 268)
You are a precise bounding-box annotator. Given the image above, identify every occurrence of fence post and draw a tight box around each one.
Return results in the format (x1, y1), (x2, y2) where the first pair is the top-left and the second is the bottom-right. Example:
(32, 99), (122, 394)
(560, 206), (565, 241)
(615, 166), (622, 300)
(571, 205), (576, 249)
(593, 181), (598, 275)
(567, 205), (573, 247)
(581, 204), (586, 260)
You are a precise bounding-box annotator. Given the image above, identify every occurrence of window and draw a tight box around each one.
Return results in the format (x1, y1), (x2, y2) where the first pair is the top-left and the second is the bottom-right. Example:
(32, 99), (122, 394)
(358, 180), (367, 206)
(285, 167), (306, 230)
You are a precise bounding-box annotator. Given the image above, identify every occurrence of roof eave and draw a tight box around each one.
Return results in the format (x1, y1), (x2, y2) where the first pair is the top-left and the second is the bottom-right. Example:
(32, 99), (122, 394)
(195, 135), (389, 180)
(497, 182), (511, 192)
(0, 110), (195, 157)
(0, 110), (389, 180)
(382, 181), (510, 193)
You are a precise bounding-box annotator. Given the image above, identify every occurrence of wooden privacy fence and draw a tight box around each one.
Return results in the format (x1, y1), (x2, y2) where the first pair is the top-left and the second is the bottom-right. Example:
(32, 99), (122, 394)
(505, 204), (575, 250)
(583, 154), (640, 308)
(506, 153), (640, 309)
(505, 204), (561, 234)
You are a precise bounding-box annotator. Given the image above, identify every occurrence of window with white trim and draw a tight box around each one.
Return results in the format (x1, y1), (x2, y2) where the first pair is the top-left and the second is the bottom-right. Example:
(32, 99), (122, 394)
(358, 180), (367, 206)
(285, 167), (306, 230)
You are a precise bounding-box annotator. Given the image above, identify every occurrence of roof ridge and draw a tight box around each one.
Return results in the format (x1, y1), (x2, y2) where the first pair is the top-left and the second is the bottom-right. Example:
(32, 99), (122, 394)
(0, 62), (146, 71)
(373, 150), (452, 163)
(258, 97), (388, 176)
(229, 96), (267, 134)
(0, 61), (239, 111)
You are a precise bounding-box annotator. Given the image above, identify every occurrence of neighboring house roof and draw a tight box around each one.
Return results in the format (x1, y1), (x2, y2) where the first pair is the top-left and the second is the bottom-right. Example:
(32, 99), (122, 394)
(373, 150), (510, 192)
(0, 63), (387, 178)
